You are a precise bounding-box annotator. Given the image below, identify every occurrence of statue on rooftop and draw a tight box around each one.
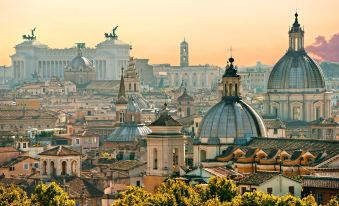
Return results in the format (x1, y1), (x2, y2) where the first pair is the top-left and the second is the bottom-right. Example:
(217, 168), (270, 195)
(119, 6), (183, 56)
(22, 27), (37, 40)
(104, 25), (119, 40)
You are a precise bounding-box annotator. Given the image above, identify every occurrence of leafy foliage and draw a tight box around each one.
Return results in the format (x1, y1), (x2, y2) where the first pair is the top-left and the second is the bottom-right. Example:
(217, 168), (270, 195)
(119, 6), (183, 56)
(0, 183), (30, 206)
(113, 177), (320, 206)
(326, 196), (339, 206)
(31, 182), (75, 206)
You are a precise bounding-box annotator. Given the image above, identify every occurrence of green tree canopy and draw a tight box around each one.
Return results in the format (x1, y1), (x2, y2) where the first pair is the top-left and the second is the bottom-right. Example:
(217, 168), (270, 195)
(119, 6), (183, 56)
(31, 182), (75, 206)
(112, 177), (322, 206)
(0, 183), (30, 206)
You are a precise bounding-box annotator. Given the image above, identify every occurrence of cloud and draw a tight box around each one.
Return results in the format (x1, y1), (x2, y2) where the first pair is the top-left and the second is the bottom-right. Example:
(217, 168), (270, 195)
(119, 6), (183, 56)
(306, 33), (339, 62)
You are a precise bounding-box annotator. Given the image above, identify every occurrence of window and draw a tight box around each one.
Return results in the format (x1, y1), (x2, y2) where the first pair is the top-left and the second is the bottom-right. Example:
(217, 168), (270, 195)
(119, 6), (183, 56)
(23, 142), (27, 148)
(195, 122), (199, 127)
(134, 83), (137, 92)
(76, 138), (80, 145)
(9, 166), (15, 171)
(315, 107), (320, 120)
(34, 163), (39, 168)
(136, 181), (141, 187)
(117, 152), (124, 160)
(200, 150), (207, 162)
(129, 83), (132, 91)
(241, 187), (247, 194)
(153, 148), (158, 170)
(129, 152), (135, 160)
(288, 186), (294, 195)
(316, 192), (323, 204)
(267, 187), (273, 194)
(61, 161), (67, 175)
(273, 128), (278, 135)
(173, 148), (179, 166)
(292, 107), (301, 120)
(24, 163), (29, 170)
(119, 112), (125, 123)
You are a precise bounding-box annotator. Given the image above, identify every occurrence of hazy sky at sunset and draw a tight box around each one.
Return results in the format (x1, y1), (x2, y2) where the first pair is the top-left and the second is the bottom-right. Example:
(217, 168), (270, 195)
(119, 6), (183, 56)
(1, 0), (338, 67)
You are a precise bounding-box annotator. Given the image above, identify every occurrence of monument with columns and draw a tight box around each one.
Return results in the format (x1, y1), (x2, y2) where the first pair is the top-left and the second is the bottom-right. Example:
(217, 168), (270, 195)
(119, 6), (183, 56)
(10, 27), (130, 82)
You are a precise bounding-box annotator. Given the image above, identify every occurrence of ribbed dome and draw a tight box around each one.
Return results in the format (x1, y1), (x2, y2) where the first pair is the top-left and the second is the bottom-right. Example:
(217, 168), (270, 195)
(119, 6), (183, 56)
(267, 51), (325, 90)
(198, 97), (266, 145)
(107, 123), (151, 142)
(69, 54), (93, 71)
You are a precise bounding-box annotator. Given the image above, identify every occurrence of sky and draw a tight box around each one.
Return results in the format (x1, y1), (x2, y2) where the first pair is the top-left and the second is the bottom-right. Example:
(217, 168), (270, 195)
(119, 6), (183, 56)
(0, 0), (338, 67)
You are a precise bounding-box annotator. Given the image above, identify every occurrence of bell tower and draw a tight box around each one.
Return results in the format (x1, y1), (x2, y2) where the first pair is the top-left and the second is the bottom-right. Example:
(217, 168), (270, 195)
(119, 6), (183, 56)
(180, 38), (189, 67)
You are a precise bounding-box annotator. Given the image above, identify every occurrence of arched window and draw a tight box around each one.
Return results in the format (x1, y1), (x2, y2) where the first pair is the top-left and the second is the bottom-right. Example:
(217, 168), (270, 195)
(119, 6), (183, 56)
(153, 148), (158, 170)
(119, 112), (125, 123)
(315, 107), (320, 120)
(134, 83), (137, 92)
(50, 161), (55, 176)
(71, 160), (77, 175)
(292, 106), (301, 120)
(129, 83), (132, 91)
(172, 148), (179, 166)
(61, 161), (67, 175)
(200, 150), (207, 162)
(43, 161), (47, 175)
(229, 84), (232, 96)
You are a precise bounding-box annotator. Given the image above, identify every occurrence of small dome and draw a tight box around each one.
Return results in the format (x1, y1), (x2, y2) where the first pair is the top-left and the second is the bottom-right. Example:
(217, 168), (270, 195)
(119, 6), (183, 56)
(177, 89), (193, 102)
(69, 53), (93, 71)
(107, 123), (151, 142)
(267, 51), (325, 90)
(198, 97), (266, 145)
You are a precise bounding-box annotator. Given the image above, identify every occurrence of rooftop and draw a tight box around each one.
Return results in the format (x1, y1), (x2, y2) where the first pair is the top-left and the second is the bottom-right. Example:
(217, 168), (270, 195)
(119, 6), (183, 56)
(39, 146), (81, 156)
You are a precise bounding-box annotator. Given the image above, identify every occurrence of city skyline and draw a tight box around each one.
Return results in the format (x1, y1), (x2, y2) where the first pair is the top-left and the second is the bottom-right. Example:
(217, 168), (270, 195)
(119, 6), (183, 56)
(1, 0), (338, 67)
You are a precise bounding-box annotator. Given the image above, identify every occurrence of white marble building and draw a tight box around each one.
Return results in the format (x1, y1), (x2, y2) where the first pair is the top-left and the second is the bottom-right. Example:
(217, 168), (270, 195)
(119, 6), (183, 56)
(10, 29), (130, 82)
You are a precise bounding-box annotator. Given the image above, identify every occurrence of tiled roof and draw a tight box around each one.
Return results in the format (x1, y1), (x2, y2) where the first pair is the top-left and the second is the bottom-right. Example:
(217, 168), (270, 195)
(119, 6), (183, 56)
(110, 160), (146, 171)
(302, 176), (339, 189)
(1, 156), (37, 167)
(204, 167), (241, 178)
(0, 147), (19, 153)
(39, 146), (81, 156)
(62, 177), (103, 198)
(150, 113), (182, 126)
(237, 172), (280, 186)
(0, 109), (58, 120)
(245, 138), (339, 166)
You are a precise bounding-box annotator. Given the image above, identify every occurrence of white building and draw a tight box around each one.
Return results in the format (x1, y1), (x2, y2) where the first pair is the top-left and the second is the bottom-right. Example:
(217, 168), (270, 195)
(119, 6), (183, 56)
(10, 28), (130, 82)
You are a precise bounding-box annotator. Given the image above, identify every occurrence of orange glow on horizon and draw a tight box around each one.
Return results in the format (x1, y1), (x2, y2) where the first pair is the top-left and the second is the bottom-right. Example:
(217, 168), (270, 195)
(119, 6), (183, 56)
(0, 0), (338, 67)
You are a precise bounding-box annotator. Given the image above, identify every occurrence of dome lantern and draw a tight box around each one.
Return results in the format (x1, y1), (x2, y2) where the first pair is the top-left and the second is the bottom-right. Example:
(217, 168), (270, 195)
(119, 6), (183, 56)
(221, 57), (241, 98)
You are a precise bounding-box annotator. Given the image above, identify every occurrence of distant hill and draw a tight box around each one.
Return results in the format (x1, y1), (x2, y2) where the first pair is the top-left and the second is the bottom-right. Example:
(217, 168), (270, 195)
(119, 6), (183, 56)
(320, 61), (339, 78)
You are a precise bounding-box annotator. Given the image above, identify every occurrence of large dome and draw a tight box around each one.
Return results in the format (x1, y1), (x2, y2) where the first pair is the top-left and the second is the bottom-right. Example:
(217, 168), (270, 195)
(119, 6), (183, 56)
(267, 13), (326, 92)
(267, 51), (326, 91)
(198, 97), (267, 145)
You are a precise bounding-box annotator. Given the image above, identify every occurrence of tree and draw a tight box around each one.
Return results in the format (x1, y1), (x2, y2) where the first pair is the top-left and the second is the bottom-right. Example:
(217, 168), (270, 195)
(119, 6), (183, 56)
(0, 183), (30, 206)
(156, 179), (202, 206)
(326, 196), (339, 206)
(113, 186), (152, 206)
(231, 191), (279, 206)
(31, 182), (75, 206)
(204, 176), (238, 202)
